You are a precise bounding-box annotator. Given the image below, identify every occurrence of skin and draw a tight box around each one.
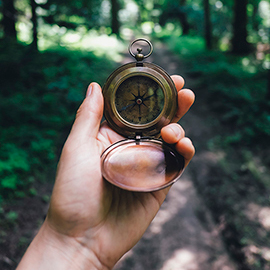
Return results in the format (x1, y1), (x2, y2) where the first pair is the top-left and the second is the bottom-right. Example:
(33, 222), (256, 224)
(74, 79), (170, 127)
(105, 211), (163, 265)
(17, 75), (195, 270)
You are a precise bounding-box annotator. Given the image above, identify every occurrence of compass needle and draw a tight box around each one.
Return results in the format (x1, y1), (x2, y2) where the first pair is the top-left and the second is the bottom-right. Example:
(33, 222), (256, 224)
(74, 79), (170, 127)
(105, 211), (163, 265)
(119, 102), (137, 112)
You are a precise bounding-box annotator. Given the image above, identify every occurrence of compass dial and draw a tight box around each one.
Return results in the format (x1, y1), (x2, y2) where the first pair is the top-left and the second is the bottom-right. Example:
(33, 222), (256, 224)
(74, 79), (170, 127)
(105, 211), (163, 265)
(102, 62), (177, 137)
(115, 75), (164, 125)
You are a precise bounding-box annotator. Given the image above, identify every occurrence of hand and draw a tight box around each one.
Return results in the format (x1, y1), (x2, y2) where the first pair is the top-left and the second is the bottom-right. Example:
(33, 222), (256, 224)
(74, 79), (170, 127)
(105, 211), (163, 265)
(17, 76), (195, 270)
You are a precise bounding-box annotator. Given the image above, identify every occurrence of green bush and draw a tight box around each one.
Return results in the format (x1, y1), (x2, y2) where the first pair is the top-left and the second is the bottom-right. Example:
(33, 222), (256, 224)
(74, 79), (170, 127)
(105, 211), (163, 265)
(166, 36), (269, 148)
(0, 41), (117, 203)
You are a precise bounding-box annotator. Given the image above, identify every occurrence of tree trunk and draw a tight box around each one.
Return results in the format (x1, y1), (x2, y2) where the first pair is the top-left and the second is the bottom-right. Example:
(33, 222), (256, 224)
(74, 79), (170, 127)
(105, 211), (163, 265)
(251, 3), (259, 32)
(2, 0), (17, 40)
(111, 0), (120, 35)
(231, 0), (250, 54)
(267, 68), (270, 101)
(203, 0), (212, 50)
(30, 0), (38, 51)
(178, 12), (189, 35)
(178, 0), (189, 35)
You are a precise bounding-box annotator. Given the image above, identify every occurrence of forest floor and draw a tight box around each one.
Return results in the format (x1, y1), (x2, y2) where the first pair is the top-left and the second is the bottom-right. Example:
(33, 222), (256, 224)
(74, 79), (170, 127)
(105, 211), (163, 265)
(1, 41), (261, 269)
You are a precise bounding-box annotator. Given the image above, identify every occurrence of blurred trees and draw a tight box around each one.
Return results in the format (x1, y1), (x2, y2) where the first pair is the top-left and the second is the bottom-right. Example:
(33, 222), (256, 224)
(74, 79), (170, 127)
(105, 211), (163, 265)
(111, 0), (120, 34)
(40, 0), (105, 29)
(0, 0), (269, 56)
(203, 0), (212, 49)
(2, 0), (17, 40)
(30, 0), (38, 51)
(231, 0), (250, 54)
(159, 0), (190, 35)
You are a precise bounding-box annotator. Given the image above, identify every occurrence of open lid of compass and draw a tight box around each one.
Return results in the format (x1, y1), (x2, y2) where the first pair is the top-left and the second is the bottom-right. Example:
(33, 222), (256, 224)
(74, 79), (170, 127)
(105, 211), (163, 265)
(101, 138), (185, 192)
(101, 39), (185, 192)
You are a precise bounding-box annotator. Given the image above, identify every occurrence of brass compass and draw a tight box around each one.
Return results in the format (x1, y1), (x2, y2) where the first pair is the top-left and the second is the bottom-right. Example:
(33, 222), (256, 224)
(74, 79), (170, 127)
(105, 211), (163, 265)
(101, 38), (185, 192)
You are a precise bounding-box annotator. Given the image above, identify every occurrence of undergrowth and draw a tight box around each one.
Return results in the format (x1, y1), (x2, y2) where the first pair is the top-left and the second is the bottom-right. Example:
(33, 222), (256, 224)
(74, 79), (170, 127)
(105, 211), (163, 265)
(0, 41), (117, 204)
(167, 35), (269, 149)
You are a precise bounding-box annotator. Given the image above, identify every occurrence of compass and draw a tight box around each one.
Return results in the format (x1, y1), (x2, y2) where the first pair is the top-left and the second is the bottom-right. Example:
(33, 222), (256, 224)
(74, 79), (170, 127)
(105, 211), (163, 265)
(101, 38), (185, 192)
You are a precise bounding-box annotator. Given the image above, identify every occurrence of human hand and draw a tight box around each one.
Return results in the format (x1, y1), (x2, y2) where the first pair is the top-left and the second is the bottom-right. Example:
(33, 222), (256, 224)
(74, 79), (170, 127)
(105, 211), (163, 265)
(17, 76), (195, 270)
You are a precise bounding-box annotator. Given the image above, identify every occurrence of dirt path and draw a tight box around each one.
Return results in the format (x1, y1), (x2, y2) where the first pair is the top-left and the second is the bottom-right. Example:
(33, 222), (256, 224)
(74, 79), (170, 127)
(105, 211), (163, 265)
(114, 42), (237, 270)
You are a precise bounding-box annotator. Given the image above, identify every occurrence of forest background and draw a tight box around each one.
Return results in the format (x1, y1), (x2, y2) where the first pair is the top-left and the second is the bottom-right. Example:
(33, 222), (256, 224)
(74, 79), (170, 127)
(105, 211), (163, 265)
(0, 0), (269, 269)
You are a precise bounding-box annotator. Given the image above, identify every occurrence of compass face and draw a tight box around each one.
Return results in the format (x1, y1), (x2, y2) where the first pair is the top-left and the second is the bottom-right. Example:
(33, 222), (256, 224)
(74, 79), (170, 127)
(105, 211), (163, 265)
(115, 75), (164, 125)
(102, 62), (177, 137)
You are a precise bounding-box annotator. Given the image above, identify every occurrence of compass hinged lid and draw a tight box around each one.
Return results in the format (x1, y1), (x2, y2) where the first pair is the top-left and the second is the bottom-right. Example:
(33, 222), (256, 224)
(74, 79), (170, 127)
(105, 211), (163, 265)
(101, 138), (185, 192)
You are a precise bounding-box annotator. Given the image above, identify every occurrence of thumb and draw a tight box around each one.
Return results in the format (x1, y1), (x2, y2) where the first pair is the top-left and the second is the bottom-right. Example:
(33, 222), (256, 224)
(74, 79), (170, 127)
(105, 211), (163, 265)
(68, 83), (104, 145)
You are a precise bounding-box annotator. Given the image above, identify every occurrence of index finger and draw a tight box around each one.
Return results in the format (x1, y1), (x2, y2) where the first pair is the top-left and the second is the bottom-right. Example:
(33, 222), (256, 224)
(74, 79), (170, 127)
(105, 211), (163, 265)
(171, 75), (185, 91)
(171, 75), (195, 122)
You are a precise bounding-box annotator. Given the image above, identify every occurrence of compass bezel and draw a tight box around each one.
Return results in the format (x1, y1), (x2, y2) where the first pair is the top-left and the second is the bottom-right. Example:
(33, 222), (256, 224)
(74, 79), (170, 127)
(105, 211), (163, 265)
(102, 62), (177, 138)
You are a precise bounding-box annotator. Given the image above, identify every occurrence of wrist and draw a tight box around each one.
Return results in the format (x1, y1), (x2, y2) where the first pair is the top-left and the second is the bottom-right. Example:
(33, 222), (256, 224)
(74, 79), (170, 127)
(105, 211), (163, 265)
(17, 218), (111, 270)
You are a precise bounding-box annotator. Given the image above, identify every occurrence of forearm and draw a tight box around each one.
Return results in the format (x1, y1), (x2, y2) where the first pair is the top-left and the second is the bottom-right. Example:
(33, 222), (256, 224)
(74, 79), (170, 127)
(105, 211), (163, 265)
(16, 219), (110, 270)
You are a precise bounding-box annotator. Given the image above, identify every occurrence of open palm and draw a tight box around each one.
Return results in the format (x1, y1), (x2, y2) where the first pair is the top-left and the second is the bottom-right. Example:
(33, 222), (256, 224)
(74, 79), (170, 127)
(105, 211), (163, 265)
(17, 76), (195, 270)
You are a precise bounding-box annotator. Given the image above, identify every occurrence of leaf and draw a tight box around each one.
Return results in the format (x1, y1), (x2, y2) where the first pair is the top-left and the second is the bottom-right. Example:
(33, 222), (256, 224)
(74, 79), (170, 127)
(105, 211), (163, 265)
(1, 175), (17, 190)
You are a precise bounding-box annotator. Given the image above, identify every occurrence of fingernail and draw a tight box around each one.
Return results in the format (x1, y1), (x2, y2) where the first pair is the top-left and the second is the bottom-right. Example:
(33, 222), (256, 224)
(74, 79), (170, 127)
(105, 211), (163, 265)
(86, 85), (93, 97)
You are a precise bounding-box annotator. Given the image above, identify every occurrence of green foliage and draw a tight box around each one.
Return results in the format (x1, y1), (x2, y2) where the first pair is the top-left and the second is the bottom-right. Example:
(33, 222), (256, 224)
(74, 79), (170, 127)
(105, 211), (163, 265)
(6, 211), (18, 222)
(0, 144), (29, 191)
(41, 194), (51, 203)
(0, 40), (117, 203)
(0, 209), (19, 231)
(165, 35), (205, 55)
(5, 211), (19, 227)
(167, 35), (269, 148)
(18, 236), (30, 249)
(34, 0), (105, 29)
